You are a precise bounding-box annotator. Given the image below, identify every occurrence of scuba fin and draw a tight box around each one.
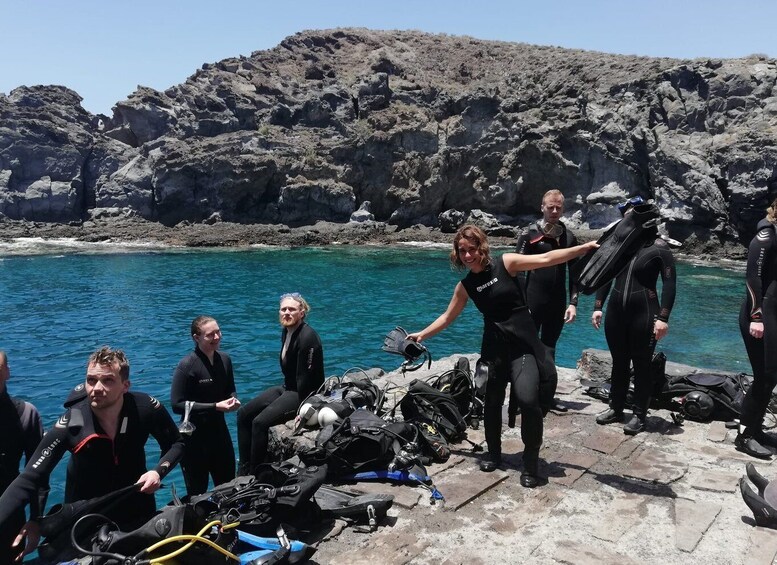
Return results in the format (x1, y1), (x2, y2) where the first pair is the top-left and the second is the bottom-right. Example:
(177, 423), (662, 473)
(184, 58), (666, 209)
(574, 203), (661, 295)
(381, 326), (431, 372)
(314, 485), (394, 530)
(236, 528), (315, 564)
(343, 463), (445, 503)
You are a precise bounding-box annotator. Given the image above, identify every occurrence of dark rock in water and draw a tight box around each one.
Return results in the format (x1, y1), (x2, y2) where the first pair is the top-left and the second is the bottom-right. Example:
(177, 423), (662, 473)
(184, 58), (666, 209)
(1, 29), (776, 257)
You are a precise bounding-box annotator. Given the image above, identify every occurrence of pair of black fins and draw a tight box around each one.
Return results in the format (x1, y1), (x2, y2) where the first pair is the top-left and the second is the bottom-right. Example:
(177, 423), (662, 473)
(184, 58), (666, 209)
(382, 326), (431, 371)
(573, 203), (661, 295)
(740, 463), (777, 528)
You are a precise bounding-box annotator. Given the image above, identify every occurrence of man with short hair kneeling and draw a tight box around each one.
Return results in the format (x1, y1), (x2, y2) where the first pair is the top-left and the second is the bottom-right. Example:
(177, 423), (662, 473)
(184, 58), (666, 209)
(0, 346), (184, 557)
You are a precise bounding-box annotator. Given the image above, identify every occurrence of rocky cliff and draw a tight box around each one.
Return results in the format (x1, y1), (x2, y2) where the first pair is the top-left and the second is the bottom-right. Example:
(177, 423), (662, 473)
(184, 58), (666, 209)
(1, 28), (776, 253)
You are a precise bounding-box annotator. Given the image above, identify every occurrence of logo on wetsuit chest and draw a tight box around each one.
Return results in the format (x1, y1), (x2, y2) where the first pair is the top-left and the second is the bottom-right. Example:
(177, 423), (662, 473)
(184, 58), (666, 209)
(476, 277), (498, 292)
(198, 377), (213, 385)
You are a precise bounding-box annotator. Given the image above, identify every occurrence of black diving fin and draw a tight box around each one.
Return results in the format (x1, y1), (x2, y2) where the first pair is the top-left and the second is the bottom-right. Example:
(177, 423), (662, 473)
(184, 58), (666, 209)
(381, 326), (431, 371)
(313, 485), (394, 530)
(574, 203), (661, 295)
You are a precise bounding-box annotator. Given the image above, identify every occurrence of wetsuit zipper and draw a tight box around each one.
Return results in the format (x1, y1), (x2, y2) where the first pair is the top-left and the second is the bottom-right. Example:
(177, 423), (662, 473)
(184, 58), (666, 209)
(622, 256), (636, 311)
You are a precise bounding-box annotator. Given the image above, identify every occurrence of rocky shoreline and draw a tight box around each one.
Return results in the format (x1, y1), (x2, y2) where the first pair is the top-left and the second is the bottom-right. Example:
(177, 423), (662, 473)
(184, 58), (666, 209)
(3, 29), (775, 255)
(0, 217), (748, 262)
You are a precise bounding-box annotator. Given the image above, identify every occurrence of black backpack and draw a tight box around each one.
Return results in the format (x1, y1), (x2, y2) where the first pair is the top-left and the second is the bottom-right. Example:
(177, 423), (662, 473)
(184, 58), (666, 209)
(656, 372), (751, 421)
(191, 461), (327, 536)
(400, 379), (467, 443)
(428, 357), (478, 421)
(305, 410), (418, 478)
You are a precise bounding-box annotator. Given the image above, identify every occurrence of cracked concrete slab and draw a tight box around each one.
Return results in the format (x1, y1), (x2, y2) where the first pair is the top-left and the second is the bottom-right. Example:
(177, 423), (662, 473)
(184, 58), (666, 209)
(623, 447), (689, 485)
(582, 426), (630, 454)
(687, 468), (739, 493)
(590, 494), (644, 542)
(745, 527), (777, 565)
(674, 498), (722, 552)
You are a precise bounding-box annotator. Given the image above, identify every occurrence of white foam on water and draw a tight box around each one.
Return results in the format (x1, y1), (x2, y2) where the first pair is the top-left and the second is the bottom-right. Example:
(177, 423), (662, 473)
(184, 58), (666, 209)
(0, 237), (180, 256)
(397, 241), (449, 249)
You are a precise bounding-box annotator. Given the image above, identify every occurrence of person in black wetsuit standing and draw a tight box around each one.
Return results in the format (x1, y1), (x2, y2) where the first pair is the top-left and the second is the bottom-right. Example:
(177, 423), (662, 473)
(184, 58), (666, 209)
(0, 351), (48, 563)
(237, 293), (325, 474)
(408, 225), (597, 487)
(736, 199), (777, 459)
(0, 346), (184, 554)
(591, 202), (676, 435)
(171, 316), (241, 495)
(514, 189), (580, 416)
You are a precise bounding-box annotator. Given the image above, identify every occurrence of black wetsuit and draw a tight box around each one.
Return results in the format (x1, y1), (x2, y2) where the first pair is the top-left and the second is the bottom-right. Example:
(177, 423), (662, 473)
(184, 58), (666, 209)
(516, 221), (580, 353)
(461, 257), (556, 459)
(0, 391), (184, 533)
(594, 236), (676, 417)
(0, 391), (47, 564)
(237, 322), (324, 472)
(171, 347), (237, 496)
(739, 219), (777, 431)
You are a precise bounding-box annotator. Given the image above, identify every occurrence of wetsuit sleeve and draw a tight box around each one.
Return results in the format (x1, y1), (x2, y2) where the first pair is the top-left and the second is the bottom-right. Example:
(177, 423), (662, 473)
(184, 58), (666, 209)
(295, 330), (325, 400)
(567, 230), (580, 307)
(170, 356), (216, 415)
(744, 227), (774, 322)
(21, 403), (49, 519)
(515, 227), (531, 288)
(147, 400), (184, 479)
(656, 244), (677, 322)
(0, 421), (68, 528)
(593, 281), (611, 311)
(225, 355), (237, 397)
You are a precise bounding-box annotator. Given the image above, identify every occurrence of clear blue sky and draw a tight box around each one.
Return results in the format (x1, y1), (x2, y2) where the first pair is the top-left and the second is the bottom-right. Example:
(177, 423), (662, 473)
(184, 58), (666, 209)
(2, 0), (775, 115)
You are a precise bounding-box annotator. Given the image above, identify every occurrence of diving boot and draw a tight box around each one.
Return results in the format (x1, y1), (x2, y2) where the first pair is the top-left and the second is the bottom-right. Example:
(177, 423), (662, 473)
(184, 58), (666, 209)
(736, 432), (772, 460)
(623, 415), (646, 435)
(520, 450), (540, 488)
(740, 477), (777, 528)
(480, 451), (501, 473)
(596, 408), (624, 425)
(746, 462), (770, 498)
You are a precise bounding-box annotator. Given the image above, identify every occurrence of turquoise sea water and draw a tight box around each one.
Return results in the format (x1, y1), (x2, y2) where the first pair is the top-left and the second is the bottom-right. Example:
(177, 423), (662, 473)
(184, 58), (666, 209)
(0, 242), (749, 512)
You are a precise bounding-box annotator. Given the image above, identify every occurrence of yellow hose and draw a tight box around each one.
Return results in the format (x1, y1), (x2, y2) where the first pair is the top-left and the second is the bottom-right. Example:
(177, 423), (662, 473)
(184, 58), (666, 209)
(141, 520), (239, 563)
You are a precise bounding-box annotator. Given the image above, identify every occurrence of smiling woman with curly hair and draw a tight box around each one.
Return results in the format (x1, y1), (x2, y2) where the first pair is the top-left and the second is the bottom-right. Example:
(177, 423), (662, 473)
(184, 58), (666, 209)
(408, 224), (597, 487)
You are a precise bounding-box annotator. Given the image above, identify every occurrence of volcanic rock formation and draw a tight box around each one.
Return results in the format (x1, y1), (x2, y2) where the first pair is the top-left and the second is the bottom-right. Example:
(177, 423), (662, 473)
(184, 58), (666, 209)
(1, 29), (776, 253)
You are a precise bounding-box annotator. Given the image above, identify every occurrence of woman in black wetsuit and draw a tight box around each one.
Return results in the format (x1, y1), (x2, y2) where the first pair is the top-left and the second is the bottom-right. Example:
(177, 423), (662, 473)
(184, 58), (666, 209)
(591, 202), (676, 435)
(736, 199), (777, 459)
(237, 293), (325, 474)
(171, 316), (241, 495)
(408, 225), (597, 487)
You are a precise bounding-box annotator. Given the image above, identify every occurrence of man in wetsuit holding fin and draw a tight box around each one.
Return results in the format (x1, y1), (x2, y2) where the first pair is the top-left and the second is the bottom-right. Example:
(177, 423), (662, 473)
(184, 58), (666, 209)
(591, 199), (676, 435)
